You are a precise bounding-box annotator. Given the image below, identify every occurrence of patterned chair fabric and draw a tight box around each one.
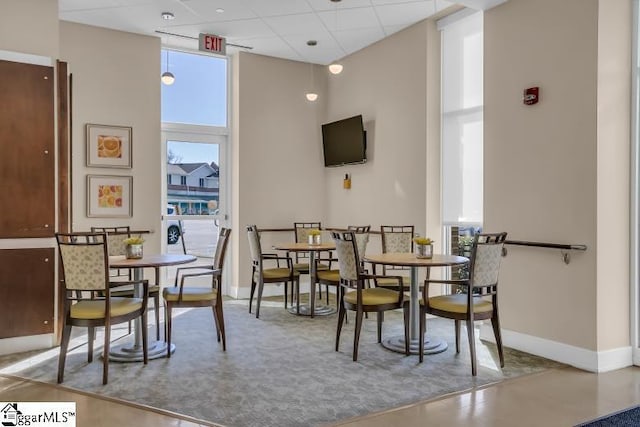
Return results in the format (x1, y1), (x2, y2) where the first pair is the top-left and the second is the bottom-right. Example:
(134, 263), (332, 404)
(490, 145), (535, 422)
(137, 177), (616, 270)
(55, 232), (148, 385)
(332, 231), (408, 361)
(247, 225), (299, 318)
(419, 232), (508, 376)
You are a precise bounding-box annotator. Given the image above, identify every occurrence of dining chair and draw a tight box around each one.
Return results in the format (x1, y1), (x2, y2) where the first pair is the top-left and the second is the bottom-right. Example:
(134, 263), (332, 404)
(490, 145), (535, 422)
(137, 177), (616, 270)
(291, 222), (331, 303)
(374, 225), (415, 291)
(247, 225), (300, 318)
(315, 225), (371, 307)
(91, 226), (161, 341)
(55, 232), (149, 384)
(163, 227), (231, 356)
(418, 232), (507, 375)
(333, 230), (409, 361)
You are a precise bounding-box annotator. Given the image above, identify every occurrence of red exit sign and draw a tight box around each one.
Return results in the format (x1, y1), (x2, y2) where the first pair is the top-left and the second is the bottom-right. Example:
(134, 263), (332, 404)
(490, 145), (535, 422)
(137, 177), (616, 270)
(199, 33), (226, 55)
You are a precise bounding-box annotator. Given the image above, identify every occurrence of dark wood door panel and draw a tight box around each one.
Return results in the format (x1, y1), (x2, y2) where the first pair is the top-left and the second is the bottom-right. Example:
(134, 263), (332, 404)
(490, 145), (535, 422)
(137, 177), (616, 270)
(0, 248), (55, 338)
(0, 60), (55, 238)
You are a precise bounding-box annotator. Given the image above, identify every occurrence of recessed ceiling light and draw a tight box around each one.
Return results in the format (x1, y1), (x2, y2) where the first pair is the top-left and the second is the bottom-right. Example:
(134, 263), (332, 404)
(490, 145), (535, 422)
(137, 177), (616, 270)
(330, 0), (342, 2)
(307, 40), (317, 46)
(161, 12), (175, 20)
(216, 8), (224, 13)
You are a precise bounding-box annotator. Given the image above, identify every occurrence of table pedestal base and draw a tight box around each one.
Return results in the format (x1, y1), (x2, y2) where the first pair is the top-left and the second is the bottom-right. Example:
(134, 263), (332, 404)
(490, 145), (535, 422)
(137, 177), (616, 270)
(108, 340), (175, 362)
(287, 304), (337, 317)
(382, 335), (448, 355)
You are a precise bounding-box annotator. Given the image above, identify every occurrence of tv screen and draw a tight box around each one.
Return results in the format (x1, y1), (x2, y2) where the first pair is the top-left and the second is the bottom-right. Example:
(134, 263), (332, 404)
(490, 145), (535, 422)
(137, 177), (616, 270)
(321, 115), (367, 167)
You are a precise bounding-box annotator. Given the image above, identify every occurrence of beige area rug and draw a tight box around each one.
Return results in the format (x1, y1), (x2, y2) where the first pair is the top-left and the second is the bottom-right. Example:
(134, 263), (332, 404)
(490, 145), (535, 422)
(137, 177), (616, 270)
(0, 300), (563, 427)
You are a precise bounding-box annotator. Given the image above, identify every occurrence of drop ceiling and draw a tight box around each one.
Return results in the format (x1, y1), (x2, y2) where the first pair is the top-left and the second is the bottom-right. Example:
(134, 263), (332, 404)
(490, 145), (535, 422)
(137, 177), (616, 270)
(59, 0), (506, 65)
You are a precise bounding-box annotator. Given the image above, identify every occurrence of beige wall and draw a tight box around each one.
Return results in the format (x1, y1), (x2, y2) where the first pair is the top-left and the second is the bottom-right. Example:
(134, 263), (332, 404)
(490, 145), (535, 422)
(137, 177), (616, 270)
(232, 53), (327, 292)
(0, 0), (59, 58)
(485, 0), (631, 364)
(324, 22), (432, 240)
(60, 22), (162, 256)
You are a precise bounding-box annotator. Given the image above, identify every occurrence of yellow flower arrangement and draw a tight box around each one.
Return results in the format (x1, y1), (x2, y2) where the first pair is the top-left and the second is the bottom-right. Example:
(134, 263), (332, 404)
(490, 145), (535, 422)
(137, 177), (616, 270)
(308, 229), (322, 236)
(123, 236), (144, 245)
(413, 236), (433, 246)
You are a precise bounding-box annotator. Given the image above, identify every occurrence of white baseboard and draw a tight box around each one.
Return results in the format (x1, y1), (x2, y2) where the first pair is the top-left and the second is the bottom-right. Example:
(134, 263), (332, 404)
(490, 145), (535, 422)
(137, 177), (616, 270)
(0, 334), (54, 356)
(479, 324), (633, 373)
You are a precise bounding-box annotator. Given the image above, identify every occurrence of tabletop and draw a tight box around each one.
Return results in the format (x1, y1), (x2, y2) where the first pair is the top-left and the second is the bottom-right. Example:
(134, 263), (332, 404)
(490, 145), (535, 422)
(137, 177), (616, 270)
(273, 242), (336, 252)
(109, 254), (197, 269)
(364, 252), (468, 268)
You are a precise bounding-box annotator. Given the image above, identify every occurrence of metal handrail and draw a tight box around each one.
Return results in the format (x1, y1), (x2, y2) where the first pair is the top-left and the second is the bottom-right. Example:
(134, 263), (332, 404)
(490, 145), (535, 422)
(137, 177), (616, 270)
(503, 239), (587, 264)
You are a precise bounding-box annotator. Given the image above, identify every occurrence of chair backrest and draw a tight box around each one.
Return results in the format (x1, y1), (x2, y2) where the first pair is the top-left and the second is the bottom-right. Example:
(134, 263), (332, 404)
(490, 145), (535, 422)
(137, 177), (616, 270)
(56, 232), (110, 292)
(246, 225), (262, 265)
(469, 232), (508, 291)
(90, 226), (131, 256)
(294, 222), (322, 263)
(347, 225), (371, 233)
(331, 231), (363, 282)
(380, 225), (414, 253)
(213, 227), (232, 270)
(380, 225), (414, 274)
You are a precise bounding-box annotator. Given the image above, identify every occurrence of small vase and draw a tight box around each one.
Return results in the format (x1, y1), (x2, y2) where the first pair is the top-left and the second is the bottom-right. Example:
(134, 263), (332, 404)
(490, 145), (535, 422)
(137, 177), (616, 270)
(416, 244), (432, 259)
(308, 234), (321, 245)
(126, 244), (143, 259)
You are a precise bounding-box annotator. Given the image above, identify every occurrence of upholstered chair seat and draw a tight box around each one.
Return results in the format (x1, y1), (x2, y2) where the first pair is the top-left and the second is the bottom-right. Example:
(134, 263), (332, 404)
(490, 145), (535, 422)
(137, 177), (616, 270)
(70, 298), (144, 319)
(163, 287), (217, 302)
(343, 287), (400, 306)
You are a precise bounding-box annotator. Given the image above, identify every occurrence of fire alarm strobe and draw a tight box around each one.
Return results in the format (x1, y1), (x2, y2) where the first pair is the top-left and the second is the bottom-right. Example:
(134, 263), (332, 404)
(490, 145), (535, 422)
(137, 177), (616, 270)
(523, 87), (539, 105)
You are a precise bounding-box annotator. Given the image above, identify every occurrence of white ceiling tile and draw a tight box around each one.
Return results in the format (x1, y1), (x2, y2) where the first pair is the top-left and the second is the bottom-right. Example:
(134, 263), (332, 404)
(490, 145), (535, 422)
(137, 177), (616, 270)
(307, 0), (373, 12)
(231, 36), (304, 62)
(282, 33), (341, 63)
(239, 0), (313, 17)
(177, 0), (257, 21)
(317, 7), (380, 32)
(170, 19), (276, 40)
(333, 27), (387, 55)
(374, 1), (436, 27)
(264, 13), (326, 36)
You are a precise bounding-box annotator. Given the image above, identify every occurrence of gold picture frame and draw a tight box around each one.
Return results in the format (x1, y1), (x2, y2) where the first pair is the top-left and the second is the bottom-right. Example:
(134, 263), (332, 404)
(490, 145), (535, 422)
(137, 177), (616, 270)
(86, 175), (133, 218)
(86, 123), (132, 168)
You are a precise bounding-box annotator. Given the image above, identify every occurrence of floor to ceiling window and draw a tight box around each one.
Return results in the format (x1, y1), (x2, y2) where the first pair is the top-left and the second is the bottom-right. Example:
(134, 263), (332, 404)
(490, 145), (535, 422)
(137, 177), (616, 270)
(438, 10), (484, 264)
(160, 48), (229, 282)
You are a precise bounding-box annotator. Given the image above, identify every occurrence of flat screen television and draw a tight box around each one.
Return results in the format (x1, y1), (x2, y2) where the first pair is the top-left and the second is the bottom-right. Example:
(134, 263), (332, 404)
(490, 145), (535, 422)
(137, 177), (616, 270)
(321, 115), (367, 167)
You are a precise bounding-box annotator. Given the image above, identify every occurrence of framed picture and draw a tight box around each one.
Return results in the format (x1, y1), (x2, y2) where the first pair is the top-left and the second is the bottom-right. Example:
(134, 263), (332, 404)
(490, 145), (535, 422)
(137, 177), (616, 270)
(87, 175), (133, 218)
(86, 123), (132, 168)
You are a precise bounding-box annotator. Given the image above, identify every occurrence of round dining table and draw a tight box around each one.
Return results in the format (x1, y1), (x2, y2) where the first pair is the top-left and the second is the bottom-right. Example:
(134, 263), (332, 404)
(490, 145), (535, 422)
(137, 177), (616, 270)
(273, 241), (336, 317)
(108, 253), (197, 362)
(363, 252), (469, 355)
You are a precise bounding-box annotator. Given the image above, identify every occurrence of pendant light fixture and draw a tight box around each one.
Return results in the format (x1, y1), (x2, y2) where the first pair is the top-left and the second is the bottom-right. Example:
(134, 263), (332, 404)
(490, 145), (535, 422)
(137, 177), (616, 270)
(161, 49), (175, 85)
(305, 41), (318, 102)
(328, 0), (343, 75)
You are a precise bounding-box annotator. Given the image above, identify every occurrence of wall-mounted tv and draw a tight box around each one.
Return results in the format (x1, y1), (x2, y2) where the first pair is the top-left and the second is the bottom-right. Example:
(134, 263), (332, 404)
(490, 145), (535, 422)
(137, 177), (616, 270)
(321, 115), (367, 167)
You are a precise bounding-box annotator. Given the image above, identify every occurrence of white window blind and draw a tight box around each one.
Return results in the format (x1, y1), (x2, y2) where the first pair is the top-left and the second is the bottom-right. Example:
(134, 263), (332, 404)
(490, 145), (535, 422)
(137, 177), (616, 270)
(440, 10), (484, 226)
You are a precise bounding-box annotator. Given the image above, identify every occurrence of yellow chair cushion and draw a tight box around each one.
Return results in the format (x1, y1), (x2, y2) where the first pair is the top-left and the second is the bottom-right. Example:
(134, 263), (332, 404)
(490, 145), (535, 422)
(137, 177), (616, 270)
(344, 287), (400, 306)
(375, 276), (408, 287)
(110, 285), (160, 297)
(70, 297), (143, 320)
(316, 269), (340, 283)
(262, 268), (300, 280)
(163, 287), (217, 302)
(293, 263), (330, 272)
(425, 294), (493, 314)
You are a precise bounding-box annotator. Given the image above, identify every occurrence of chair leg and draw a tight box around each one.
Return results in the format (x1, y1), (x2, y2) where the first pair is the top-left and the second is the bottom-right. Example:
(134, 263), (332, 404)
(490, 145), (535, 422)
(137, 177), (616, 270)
(353, 309), (364, 361)
(249, 277), (256, 314)
(212, 306), (221, 343)
(154, 293), (161, 341)
(57, 323), (72, 384)
(296, 278), (300, 315)
(466, 319), (477, 376)
(214, 303), (226, 351)
(256, 279), (264, 319)
(166, 303), (173, 358)
(455, 319), (461, 353)
(142, 310), (148, 365)
(87, 326), (95, 363)
(102, 323), (110, 385)
(403, 305), (410, 356)
(284, 281), (288, 309)
(336, 299), (345, 351)
(376, 312), (383, 343)
(419, 308), (426, 363)
(491, 314), (504, 368)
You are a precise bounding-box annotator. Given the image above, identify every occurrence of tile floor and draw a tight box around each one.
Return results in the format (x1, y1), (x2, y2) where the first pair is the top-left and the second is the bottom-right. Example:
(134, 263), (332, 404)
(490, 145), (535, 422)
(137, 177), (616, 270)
(2, 365), (640, 427)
